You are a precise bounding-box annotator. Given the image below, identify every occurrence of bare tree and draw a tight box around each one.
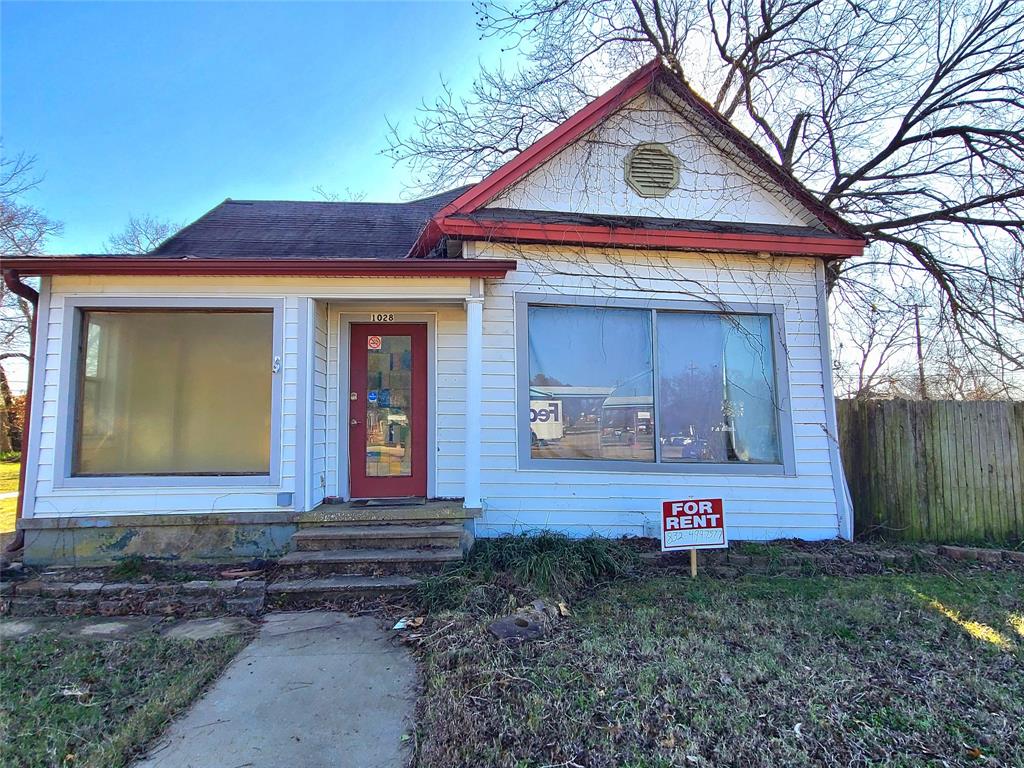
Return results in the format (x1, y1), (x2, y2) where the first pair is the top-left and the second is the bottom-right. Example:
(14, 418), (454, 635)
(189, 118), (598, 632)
(312, 185), (367, 202)
(104, 214), (183, 254)
(0, 151), (62, 258)
(832, 258), (1022, 399)
(1, 151), (61, 448)
(833, 286), (919, 400)
(385, 0), (1024, 382)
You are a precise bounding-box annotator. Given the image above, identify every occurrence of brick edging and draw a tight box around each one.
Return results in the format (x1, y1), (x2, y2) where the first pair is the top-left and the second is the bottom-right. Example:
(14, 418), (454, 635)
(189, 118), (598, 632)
(0, 579), (266, 618)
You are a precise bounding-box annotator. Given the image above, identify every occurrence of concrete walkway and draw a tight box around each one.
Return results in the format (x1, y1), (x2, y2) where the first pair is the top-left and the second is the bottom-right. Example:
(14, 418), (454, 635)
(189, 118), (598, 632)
(134, 612), (417, 768)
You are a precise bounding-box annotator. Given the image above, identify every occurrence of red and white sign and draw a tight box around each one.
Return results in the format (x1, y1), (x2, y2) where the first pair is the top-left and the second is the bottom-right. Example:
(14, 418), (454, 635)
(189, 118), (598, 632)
(661, 498), (727, 551)
(367, 335), (382, 350)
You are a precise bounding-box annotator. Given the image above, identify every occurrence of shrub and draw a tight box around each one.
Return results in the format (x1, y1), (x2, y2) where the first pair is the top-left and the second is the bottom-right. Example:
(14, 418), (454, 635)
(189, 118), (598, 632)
(417, 531), (638, 612)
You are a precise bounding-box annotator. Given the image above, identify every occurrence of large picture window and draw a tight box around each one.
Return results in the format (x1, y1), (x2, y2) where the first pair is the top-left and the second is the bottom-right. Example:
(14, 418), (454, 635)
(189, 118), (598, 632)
(525, 302), (786, 469)
(73, 309), (273, 476)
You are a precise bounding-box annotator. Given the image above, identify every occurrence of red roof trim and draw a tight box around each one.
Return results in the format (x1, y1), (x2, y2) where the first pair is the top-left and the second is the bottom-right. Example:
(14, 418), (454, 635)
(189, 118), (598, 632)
(1, 257), (517, 278)
(437, 218), (865, 258)
(443, 60), (661, 215)
(653, 76), (861, 240)
(409, 60), (662, 257)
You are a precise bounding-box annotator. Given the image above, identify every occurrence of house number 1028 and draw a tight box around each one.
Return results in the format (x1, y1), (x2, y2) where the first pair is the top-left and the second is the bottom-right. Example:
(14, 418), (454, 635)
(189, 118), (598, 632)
(370, 313), (395, 322)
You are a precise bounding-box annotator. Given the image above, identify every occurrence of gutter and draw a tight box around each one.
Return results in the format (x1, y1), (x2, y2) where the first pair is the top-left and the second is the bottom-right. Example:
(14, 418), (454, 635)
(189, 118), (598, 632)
(1, 269), (39, 554)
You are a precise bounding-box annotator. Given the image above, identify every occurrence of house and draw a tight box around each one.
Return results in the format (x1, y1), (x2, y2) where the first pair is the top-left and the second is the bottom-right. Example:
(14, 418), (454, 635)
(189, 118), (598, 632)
(3, 60), (865, 567)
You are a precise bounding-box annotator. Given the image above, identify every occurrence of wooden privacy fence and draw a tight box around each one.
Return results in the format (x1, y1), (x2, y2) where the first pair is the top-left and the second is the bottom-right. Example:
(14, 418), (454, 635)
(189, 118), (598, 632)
(836, 399), (1024, 543)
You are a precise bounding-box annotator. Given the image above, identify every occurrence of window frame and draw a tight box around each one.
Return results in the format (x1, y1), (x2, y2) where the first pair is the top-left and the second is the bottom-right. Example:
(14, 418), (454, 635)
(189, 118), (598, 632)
(515, 293), (796, 476)
(54, 297), (285, 489)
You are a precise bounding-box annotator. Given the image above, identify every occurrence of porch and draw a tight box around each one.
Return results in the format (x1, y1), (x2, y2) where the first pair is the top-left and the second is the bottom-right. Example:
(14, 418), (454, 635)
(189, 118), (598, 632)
(19, 498), (478, 564)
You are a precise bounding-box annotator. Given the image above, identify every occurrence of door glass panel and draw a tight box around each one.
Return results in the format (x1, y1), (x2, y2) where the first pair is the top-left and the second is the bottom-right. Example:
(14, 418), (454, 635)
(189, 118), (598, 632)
(365, 335), (413, 477)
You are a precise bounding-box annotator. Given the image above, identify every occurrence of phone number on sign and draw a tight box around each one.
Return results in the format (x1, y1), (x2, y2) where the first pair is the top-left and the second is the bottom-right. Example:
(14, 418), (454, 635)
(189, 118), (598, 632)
(664, 528), (725, 547)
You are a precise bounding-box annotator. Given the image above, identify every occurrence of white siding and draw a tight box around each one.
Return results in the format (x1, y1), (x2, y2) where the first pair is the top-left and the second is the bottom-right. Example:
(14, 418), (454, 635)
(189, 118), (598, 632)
(434, 306), (468, 498)
(25, 262), (844, 542)
(469, 242), (844, 541)
(310, 300), (329, 507)
(26, 275), (471, 519)
(488, 92), (816, 228)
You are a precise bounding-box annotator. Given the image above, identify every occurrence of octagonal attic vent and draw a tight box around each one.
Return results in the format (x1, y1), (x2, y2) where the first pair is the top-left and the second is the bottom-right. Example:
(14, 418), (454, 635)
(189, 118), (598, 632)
(625, 143), (680, 198)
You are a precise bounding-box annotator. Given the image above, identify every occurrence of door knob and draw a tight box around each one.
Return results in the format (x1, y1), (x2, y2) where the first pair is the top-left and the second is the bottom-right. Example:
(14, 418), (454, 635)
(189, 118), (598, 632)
(350, 419), (361, 426)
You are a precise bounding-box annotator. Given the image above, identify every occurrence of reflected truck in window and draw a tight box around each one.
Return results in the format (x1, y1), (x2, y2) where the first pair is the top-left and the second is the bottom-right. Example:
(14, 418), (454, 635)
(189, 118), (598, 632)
(529, 399), (564, 443)
(529, 385), (655, 460)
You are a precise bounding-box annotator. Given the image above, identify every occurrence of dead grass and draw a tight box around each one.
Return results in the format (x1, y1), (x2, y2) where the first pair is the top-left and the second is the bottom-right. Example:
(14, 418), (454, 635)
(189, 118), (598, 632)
(0, 459), (19, 535)
(413, 573), (1024, 767)
(0, 629), (248, 768)
(0, 459), (20, 495)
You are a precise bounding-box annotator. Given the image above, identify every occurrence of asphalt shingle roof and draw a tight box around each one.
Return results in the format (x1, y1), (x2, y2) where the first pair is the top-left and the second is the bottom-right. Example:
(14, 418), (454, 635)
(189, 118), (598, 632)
(152, 186), (471, 260)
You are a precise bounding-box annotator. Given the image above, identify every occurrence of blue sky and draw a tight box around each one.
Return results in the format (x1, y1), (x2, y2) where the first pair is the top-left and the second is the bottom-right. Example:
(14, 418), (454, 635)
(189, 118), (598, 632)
(2, 1), (506, 253)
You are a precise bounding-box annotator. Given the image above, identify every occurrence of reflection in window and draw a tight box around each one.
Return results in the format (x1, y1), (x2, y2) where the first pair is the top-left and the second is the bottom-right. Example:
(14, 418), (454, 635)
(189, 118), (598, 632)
(364, 335), (413, 477)
(527, 306), (655, 461)
(657, 313), (780, 463)
(525, 304), (782, 466)
(74, 310), (273, 475)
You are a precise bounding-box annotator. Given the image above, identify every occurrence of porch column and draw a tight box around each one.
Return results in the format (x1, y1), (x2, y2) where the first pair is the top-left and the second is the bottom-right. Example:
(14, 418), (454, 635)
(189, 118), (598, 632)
(464, 292), (484, 509)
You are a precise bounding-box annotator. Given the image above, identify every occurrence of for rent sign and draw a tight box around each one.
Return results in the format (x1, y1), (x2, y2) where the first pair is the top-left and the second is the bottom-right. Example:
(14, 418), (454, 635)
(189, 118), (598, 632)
(661, 499), (727, 551)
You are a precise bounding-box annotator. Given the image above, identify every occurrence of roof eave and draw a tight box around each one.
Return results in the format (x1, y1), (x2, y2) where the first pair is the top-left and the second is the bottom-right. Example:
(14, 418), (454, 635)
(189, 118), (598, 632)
(436, 217), (866, 258)
(1, 256), (517, 278)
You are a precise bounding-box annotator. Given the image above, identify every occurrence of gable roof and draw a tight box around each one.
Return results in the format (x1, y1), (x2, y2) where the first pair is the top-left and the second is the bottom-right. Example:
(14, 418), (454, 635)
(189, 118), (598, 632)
(153, 186), (472, 260)
(409, 59), (864, 258)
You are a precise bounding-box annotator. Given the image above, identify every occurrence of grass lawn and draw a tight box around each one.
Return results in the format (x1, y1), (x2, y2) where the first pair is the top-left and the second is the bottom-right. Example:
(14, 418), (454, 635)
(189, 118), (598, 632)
(0, 459), (20, 534)
(416, 572), (1024, 767)
(0, 630), (248, 768)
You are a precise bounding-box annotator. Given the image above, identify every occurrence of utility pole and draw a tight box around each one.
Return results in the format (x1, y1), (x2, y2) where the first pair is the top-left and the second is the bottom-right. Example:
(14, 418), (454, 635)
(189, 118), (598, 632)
(913, 304), (928, 400)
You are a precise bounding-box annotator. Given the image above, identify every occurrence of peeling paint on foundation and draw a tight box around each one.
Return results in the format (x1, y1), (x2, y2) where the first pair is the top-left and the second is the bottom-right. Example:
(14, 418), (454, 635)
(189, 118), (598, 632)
(23, 521), (296, 566)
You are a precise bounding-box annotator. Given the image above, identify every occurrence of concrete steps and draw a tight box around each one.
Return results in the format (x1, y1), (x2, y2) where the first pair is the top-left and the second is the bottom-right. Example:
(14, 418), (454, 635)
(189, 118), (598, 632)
(266, 574), (420, 608)
(296, 500), (473, 527)
(292, 523), (462, 551)
(272, 500), (471, 599)
(278, 546), (462, 576)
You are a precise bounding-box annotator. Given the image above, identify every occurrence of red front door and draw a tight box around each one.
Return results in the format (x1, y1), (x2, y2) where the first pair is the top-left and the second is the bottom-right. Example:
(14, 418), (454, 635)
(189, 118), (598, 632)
(348, 323), (428, 499)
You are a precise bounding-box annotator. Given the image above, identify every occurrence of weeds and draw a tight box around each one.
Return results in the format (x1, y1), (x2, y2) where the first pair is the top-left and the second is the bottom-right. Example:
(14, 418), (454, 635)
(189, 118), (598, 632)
(108, 555), (192, 582)
(417, 532), (638, 612)
(109, 555), (149, 580)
